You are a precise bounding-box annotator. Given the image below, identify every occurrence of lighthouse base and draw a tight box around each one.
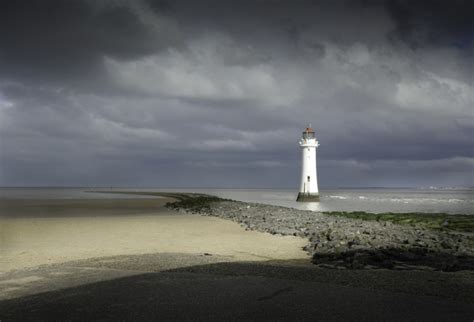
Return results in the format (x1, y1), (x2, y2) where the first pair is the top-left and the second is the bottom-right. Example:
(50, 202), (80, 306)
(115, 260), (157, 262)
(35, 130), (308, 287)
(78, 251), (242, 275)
(296, 192), (320, 202)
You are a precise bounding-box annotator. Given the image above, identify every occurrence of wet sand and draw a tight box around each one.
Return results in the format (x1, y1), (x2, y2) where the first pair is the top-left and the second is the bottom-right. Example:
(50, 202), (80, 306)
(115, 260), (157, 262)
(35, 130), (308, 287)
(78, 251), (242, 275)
(0, 198), (309, 272)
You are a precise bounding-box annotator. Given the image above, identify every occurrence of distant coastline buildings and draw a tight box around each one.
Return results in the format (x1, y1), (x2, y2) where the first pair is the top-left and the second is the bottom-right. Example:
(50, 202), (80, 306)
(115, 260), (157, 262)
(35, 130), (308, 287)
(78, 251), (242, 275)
(297, 126), (320, 202)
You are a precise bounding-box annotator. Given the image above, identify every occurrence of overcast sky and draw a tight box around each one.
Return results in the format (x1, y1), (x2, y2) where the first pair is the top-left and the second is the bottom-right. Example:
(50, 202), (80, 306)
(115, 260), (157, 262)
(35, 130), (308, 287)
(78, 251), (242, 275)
(0, 0), (472, 188)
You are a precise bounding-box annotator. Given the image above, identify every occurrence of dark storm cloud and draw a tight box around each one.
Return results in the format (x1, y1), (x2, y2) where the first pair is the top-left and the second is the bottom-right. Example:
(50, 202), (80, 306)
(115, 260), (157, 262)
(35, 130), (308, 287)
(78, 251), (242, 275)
(386, 0), (474, 48)
(0, 0), (472, 187)
(0, 0), (180, 86)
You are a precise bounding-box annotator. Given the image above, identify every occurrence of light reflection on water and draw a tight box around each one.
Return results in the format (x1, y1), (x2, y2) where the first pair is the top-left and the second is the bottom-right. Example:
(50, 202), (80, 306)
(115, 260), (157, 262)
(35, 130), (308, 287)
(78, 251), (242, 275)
(1, 187), (472, 214)
(159, 188), (473, 214)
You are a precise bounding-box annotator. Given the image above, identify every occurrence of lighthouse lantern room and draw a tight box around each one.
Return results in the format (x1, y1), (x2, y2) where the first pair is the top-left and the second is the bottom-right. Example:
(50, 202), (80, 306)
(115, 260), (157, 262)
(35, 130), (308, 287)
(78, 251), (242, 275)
(296, 125), (320, 202)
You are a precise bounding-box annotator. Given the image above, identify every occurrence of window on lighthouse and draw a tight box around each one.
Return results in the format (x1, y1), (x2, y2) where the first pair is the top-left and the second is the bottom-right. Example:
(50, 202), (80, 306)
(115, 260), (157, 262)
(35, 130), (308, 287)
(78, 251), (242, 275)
(307, 176), (310, 182)
(303, 131), (315, 140)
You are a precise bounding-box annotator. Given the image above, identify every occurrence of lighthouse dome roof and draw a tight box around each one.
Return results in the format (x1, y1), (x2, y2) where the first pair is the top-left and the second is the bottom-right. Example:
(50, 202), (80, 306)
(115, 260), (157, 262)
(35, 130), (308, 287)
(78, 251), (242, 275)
(304, 127), (315, 133)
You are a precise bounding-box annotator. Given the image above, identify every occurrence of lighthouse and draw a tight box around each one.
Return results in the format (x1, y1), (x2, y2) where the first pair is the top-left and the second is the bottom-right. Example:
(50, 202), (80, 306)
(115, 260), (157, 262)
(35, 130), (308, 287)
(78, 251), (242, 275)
(296, 125), (320, 202)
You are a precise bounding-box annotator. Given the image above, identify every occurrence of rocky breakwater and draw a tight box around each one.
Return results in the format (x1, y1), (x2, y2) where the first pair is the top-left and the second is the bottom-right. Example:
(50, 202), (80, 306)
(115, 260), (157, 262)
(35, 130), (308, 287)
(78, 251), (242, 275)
(167, 197), (474, 271)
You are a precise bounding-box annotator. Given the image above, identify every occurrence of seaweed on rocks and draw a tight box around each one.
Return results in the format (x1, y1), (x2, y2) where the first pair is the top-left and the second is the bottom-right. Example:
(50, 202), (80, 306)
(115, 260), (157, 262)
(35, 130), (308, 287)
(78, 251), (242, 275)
(323, 211), (474, 233)
(165, 195), (230, 215)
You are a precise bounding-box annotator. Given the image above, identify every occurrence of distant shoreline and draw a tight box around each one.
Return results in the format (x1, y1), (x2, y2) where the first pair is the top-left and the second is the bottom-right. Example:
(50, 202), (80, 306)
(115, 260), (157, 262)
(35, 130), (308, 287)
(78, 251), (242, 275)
(2, 187), (472, 215)
(1, 186), (474, 190)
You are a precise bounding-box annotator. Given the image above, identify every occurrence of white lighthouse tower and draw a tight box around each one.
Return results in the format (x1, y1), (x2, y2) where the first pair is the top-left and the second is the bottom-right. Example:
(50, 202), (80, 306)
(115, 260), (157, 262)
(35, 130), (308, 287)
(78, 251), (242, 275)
(297, 125), (320, 202)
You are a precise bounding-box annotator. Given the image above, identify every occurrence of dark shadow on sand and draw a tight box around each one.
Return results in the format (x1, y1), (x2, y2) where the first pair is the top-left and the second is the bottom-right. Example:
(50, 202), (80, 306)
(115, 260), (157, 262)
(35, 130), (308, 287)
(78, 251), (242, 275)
(1, 252), (474, 321)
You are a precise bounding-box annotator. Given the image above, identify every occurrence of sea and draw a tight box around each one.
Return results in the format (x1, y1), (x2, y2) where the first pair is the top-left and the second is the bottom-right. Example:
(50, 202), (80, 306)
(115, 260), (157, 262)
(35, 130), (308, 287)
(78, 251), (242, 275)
(0, 187), (473, 215)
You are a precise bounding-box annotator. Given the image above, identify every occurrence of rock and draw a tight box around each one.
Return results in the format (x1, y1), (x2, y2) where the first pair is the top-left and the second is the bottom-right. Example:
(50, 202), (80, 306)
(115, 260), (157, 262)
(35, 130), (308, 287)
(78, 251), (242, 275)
(350, 259), (365, 269)
(440, 241), (452, 249)
(347, 240), (357, 248)
(170, 197), (473, 271)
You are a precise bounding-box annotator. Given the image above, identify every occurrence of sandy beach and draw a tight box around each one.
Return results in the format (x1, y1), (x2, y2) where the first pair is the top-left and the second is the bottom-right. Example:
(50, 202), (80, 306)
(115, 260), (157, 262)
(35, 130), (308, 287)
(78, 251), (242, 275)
(1, 195), (473, 321)
(0, 198), (309, 273)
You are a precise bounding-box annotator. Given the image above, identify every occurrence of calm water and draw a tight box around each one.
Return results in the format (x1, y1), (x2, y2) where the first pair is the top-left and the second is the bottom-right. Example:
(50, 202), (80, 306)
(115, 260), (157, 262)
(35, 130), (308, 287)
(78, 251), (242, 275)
(0, 187), (473, 215)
